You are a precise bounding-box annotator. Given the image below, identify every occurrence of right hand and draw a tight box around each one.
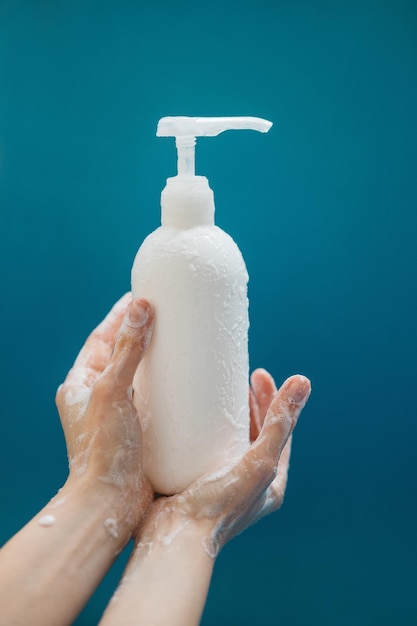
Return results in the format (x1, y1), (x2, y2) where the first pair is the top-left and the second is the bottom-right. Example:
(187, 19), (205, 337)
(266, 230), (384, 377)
(137, 370), (311, 557)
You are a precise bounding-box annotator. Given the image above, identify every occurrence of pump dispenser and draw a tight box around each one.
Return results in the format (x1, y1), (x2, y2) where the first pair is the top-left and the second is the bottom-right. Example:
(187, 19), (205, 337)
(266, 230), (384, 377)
(132, 116), (272, 494)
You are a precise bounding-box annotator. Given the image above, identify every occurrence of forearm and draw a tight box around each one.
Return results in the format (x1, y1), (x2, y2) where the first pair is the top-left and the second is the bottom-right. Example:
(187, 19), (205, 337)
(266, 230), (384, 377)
(0, 475), (132, 626)
(100, 507), (215, 626)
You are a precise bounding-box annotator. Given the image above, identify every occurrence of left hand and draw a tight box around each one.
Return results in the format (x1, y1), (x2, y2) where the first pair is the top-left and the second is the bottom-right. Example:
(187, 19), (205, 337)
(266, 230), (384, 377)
(55, 293), (154, 532)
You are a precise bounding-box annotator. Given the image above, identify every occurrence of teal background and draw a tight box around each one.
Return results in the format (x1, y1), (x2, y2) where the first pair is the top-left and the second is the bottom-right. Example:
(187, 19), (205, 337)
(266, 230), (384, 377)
(1, 0), (416, 624)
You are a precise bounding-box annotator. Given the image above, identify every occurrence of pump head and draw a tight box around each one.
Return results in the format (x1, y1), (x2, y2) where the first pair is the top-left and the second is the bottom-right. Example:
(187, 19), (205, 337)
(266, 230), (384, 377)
(156, 116), (273, 228)
(157, 116), (273, 177)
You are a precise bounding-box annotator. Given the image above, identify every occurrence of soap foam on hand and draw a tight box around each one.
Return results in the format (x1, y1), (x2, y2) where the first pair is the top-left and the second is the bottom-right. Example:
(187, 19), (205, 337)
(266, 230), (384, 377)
(38, 515), (56, 527)
(131, 116), (272, 495)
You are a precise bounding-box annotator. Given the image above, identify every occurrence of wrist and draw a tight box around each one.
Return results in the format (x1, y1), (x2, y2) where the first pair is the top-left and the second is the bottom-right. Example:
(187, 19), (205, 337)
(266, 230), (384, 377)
(0, 473), (141, 626)
(135, 499), (218, 561)
(100, 499), (215, 626)
(62, 473), (136, 549)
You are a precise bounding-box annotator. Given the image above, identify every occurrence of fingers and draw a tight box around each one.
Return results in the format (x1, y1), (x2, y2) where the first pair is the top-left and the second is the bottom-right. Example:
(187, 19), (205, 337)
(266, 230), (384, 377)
(251, 369), (277, 419)
(267, 435), (292, 509)
(250, 436), (293, 525)
(249, 369), (277, 441)
(97, 298), (154, 395)
(243, 375), (311, 490)
(66, 293), (132, 387)
(259, 374), (310, 457)
(249, 388), (261, 442)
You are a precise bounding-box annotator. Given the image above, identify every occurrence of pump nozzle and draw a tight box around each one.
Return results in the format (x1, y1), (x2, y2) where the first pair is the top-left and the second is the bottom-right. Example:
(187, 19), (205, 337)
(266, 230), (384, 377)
(157, 116), (273, 177)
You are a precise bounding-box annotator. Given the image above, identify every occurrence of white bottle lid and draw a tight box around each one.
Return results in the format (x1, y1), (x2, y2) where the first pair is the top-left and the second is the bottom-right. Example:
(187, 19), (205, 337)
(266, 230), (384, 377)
(157, 116), (273, 228)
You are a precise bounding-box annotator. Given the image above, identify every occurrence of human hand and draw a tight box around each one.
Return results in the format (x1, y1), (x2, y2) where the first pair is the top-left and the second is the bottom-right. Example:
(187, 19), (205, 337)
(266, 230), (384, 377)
(56, 293), (154, 534)
(137, 369), (310, 557)
(99, 370), (310, 626)
(0, 295), (155, 626)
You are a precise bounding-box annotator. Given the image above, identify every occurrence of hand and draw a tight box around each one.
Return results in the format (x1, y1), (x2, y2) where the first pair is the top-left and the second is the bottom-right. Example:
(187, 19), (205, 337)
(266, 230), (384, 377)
(56, 293), (154, 533)
(99, 369), (310, 626)
(0, 294), (156, 626)
(137, 369), (310, 556)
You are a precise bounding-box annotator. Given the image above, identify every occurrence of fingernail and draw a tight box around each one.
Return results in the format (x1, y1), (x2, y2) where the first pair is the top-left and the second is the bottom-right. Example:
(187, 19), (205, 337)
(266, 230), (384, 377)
(127, 299), (151, 328)
(284, 375), (311, 405)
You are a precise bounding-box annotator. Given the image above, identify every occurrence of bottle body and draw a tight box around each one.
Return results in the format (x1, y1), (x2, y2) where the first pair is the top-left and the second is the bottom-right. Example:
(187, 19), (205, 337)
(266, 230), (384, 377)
(131, 223), (250, 494)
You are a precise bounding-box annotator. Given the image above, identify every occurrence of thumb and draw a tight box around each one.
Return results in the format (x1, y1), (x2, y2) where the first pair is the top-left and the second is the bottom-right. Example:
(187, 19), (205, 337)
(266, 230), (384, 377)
(99, 298), (154, 395)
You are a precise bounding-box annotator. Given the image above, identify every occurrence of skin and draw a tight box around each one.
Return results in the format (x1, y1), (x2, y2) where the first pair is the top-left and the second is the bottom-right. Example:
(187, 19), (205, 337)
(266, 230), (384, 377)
(0, 294), (154, 626)
(56, 292), (155, 530)
(0, 294), (311, 626)
(100, 369), (311, 626)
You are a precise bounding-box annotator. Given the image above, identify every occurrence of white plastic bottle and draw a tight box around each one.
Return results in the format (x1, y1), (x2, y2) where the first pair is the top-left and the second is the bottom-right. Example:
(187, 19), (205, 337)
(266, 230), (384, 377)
(132, 116), (272, 494)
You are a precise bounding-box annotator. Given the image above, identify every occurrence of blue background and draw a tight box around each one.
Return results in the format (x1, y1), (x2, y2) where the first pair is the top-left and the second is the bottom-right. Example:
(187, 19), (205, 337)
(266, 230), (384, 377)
(1, 0), (416, 624)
